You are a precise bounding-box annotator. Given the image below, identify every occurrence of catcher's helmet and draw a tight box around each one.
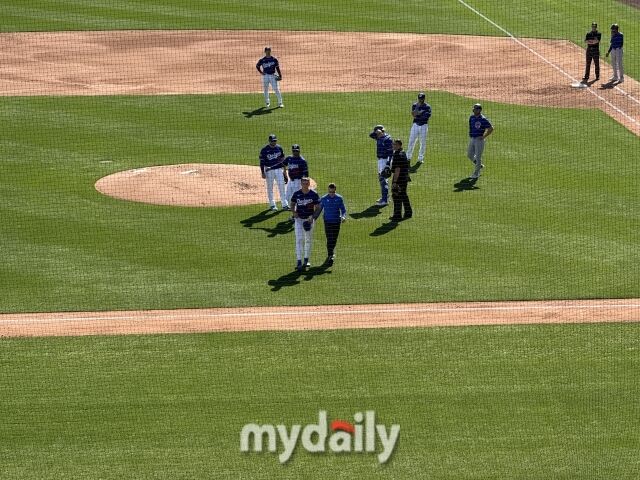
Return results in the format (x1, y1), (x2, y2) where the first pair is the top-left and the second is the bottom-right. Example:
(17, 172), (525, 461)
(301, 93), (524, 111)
(268, 134), (277, 142)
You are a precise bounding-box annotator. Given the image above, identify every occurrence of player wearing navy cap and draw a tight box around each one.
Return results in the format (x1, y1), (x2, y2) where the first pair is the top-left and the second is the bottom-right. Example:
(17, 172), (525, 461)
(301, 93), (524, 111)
(256, 46), (284, 108)
(291, 178), (320, 271)
(467, 104), (494, 181)
(313, 183), (347, 266)
(369, 125), (394, 206)
(259, 134), (289, 211)
(284, 144), (309, 207)
(406, 92), (432, 166)
(606, 24), (624, 83)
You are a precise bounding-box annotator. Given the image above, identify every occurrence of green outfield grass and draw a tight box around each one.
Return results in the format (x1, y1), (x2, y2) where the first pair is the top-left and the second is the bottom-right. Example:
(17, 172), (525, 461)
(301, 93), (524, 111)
(1, 323), (638, 479)
(2, 1), (639, 78)
(1, 92), (638, 313)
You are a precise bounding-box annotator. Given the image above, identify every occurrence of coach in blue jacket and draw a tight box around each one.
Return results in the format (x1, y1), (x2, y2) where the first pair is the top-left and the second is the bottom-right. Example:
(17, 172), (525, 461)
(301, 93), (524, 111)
(313, 183), (347, 266)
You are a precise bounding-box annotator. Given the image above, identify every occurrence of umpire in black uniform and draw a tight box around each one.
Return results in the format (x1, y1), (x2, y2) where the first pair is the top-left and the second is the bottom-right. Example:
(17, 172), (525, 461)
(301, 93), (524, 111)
(582, 22), (601, 83)
(389, 139), (412, 222)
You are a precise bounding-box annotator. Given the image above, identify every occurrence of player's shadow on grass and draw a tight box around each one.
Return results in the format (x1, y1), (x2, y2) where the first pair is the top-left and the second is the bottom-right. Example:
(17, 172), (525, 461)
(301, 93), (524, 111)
(250, 219), (294, 237)
(370, 220), (399, 236)
(268, 264), (332, 291)
(242, 106), (278, 118)
(240, 209), (279, 228)
(453, 178), (480, 192)
(350, 205), (385, 219)
(409, 162), (423, 173)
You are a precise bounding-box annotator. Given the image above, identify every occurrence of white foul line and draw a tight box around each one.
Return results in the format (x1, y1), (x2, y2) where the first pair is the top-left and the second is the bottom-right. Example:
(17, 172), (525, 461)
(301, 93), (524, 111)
(0, 303), (639, 325)
(457, 0), (639, 126)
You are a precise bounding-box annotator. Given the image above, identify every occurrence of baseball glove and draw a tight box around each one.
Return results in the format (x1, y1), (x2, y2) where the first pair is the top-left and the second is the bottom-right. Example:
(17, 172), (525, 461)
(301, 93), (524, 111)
(302, 220), (312, 231)
(380, 166), (392, 178)
(275, 74), (282, 81)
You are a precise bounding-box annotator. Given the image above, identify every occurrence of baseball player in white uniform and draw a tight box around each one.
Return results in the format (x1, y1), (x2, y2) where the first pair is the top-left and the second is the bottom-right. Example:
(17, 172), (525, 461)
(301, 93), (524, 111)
(406, 92), (432, 165)
(259, 134), (289, 211)
(256, 46), (284, 108)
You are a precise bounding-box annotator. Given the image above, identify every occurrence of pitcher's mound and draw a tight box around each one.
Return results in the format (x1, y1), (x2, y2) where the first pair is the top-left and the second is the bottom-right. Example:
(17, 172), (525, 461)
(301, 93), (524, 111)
(95, 163), (317, 207)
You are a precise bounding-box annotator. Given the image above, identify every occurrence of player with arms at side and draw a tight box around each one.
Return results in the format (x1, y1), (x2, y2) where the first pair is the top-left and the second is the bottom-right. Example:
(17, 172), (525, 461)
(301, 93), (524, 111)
(606, 24), (624, 83)
(291, 178), (320, 271)
(313, 183), (347, 266)
(283, 144), (309, 209)
(406, 92), (432, 167)
(467, 104), (493, 181)
(259, 134), (289, 211)
(256, 46), (284, 108)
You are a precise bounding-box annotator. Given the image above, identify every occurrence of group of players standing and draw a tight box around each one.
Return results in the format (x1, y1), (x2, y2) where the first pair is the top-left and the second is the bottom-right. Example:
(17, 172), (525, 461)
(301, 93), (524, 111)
(256, 46), (494, 272)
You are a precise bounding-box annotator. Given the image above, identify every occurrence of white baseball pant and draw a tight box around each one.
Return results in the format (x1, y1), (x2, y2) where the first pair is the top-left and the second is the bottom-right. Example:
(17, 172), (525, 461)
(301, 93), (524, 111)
(286, 178), (302, 205)
(610, 48), (624, 81)
(294, 217), (314, 261)
(407, 123), (429, 161)
(263, 74), (283, 106)
(265, 168), (288, 208)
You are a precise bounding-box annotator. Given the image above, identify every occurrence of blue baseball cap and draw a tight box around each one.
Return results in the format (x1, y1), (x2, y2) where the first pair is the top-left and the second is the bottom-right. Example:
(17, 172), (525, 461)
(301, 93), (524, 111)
(268, 134), (277, 142)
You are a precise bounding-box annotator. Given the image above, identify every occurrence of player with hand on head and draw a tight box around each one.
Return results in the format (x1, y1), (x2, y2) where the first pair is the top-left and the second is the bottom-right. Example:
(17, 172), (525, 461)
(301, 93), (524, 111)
(291, 178), (320, 271)
(406, 92), (432, 166)
(606, 24), (624, 83)
(312, 183), (347, 266)
(284, 144), (309, 208)
(467, 104), (493, 181)
(259, 134), (289, 211)
(369, 125), (394, 206)
(256, 46), (284, 108)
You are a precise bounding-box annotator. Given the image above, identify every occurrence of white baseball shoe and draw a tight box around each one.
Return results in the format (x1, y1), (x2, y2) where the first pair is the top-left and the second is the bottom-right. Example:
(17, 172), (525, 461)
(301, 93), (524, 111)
(270, 205), (278, 211)
(278, 103), (284, 108)
(375, 199), (388, 206)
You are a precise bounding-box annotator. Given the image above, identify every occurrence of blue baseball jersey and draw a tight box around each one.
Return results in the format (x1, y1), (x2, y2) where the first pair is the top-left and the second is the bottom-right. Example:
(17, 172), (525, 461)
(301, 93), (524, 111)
(412, 102), (432, 126)
(317, 193), (346, 223)
(284, 155), (308, 180)
(369, 132), (393, 158)
(610, 32), (623, 49)
(291, 189), (320, 219)
(469, 114), (492, 138)
(259, 144), (285, 172)
(256, 56), (279, 74)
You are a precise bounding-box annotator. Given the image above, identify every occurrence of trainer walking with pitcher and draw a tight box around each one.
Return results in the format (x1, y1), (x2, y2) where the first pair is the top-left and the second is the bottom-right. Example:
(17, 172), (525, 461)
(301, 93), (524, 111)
(313, 183), (347, 266)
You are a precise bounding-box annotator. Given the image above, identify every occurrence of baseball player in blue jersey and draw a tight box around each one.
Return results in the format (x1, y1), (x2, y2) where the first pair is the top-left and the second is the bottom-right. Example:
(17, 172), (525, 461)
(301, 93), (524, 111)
(284, 144), (309, 206)
(369, 125), (394, 206)
(291, 178), (320, 271)
(313, 183), (347, 266)
(256, 46), (284, 108)
(606, 24), (624, 83)
(407, 92), (432, 166)
(259, 134), (289, 211)
(467, 104), (494, 181)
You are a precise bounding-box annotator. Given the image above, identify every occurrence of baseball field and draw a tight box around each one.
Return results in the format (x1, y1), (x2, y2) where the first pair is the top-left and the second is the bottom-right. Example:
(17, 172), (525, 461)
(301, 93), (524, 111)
(1, 1), (639, 478)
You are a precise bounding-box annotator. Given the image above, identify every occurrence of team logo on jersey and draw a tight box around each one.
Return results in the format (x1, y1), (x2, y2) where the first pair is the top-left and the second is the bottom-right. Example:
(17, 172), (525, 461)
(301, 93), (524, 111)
(474, 121), (482, 129)
(296, 198), (314, 206)
(266, 152), (281, 161)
